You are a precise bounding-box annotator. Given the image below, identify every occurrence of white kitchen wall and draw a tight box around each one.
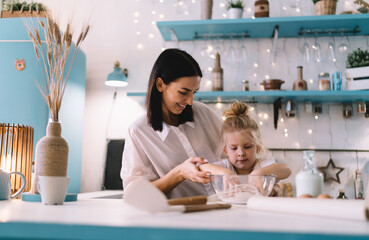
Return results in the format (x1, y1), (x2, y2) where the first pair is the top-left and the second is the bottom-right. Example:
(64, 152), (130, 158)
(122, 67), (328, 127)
(36, 0), (368, 198)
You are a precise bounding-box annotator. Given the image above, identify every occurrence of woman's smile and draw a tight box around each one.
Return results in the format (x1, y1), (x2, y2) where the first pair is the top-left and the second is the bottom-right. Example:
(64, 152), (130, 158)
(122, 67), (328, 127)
(177, 103), (186, 110)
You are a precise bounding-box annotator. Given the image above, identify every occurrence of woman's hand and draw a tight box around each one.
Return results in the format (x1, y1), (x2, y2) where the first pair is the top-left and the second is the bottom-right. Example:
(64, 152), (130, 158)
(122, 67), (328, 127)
(175, 157), (211, 184)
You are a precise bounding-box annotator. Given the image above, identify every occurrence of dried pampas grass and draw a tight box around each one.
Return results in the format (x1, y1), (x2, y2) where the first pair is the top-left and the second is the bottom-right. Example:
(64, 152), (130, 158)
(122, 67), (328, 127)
(25, 10), (89, 122)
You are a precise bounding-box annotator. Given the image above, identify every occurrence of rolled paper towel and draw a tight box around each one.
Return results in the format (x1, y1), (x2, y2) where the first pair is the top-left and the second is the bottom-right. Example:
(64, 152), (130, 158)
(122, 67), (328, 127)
(247, 196), (367, 221)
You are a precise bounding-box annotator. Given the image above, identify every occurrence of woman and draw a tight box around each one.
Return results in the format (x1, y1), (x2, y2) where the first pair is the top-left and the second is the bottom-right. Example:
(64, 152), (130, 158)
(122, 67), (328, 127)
(121, 49), (222, 198)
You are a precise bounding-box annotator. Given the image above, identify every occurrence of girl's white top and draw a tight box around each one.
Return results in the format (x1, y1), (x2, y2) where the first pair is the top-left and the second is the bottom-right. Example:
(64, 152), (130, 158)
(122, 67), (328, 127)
(121, 101), (222, 199)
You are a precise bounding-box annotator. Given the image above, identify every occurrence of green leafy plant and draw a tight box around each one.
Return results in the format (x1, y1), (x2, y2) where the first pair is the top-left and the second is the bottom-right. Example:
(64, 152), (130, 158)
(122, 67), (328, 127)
(312, 0), (338, 3)
(226, 0), (244, 10)
(2, 1), (45, 12)
(346, 48), (369, 68)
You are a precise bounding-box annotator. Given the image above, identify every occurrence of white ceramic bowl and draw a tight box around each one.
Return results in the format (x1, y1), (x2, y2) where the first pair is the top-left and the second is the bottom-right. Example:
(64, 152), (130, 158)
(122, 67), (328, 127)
(210, 174), (276, 204)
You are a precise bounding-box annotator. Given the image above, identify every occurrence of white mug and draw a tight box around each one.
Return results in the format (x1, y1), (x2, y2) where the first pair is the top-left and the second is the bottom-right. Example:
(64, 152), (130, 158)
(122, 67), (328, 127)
(0, 169), (26, 200)
(38, 176), (70, 205)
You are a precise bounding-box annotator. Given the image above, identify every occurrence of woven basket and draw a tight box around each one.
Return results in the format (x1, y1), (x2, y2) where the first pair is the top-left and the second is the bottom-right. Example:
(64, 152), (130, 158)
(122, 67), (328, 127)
(314, 0), (337, 15)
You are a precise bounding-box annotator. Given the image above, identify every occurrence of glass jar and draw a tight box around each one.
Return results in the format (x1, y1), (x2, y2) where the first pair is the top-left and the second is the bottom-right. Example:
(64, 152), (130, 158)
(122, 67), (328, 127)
(318, 72), (330, 90)
(242, 80), (249, 91)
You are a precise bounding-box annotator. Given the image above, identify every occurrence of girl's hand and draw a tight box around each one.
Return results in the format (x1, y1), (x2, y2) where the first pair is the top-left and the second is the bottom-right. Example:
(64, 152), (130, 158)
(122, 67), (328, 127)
(247, 175), (264, 194)
(223, 174), (241, 189)
(176, 157), (211, 184)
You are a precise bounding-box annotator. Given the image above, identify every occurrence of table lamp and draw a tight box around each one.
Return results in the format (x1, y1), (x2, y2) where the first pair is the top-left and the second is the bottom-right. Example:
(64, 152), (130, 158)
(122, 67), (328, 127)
(0, 124), (34, 196)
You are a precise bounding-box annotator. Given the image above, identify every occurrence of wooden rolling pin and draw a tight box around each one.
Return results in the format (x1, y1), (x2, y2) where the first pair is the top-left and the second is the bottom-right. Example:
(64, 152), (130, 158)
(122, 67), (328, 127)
(184, 203), (232, 212)
(168, 195), (207, 205)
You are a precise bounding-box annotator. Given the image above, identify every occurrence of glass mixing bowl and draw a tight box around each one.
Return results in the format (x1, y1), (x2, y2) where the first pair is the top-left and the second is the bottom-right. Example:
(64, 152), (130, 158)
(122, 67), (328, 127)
(210, 174), (276, 204)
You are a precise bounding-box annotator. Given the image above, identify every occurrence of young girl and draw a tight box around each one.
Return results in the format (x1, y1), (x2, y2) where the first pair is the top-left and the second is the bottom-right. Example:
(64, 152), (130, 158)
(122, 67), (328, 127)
(199, 101), (291, 182)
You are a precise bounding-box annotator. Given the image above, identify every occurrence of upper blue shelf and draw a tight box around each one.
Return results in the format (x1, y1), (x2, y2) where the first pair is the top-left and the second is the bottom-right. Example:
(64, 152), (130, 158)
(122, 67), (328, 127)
(127, 90), (369, 103)
(156, 14), (369, 41)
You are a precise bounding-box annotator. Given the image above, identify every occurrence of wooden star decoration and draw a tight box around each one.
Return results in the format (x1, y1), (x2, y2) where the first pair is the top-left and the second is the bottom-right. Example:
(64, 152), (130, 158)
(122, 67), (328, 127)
(318, 158), (344, 183)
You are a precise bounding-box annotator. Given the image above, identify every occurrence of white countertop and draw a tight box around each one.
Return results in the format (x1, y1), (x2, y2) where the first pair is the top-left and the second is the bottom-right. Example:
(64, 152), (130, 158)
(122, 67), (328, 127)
(0, 191), (368, 240)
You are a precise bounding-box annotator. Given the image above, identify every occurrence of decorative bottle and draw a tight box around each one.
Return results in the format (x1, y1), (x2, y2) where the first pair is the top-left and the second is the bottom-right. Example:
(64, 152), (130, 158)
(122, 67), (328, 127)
(201, 0), (213, 20)
(254, 0), (269, 18)
(212, 52), (223, 91)
(293, 66), (307, 90)
(354, 170), (364, 199)
(295, 150), (324, 197)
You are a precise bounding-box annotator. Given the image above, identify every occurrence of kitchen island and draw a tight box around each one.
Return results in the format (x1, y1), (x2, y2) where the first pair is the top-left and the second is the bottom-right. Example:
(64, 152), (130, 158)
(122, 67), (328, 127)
(0, 192), (368, 240)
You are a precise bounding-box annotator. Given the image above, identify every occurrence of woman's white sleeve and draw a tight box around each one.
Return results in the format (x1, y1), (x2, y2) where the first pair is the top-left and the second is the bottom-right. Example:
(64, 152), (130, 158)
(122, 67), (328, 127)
(121, 128), (157, 189)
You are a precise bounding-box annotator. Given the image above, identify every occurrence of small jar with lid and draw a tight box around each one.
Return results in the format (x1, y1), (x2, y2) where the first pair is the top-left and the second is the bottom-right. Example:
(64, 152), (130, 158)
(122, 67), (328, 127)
(242, 80), (249, 91)
(318, 72), (331, 90)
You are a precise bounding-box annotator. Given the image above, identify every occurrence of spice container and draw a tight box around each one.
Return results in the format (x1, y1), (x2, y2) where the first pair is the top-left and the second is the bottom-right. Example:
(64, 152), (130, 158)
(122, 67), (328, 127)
(318, 72), (331, 90)
(343, 103), (353, 118)
(314, 103), (322, 114)
(285, 99), (296, 118)
(254, 0), (269, 18)
(242, 80), (249, 91)
(357, 100), (366, 113)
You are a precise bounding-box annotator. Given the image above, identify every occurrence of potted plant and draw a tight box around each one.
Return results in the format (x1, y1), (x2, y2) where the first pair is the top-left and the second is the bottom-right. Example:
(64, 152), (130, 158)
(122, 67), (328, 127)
(355, 0), (369, 13)
(1, 0), (46, 18)
(345, 48), (369, 90)
(313, 0), (338, 15)
(226, 0), (244, 19)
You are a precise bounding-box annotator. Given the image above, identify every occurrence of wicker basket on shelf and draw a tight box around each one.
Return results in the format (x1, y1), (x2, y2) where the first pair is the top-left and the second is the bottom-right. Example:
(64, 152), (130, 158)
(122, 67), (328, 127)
(314, 0), (337, 15)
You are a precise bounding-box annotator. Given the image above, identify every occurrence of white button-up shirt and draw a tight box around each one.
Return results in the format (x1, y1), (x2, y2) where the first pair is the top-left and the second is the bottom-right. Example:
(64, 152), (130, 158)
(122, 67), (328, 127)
(121, 101), (222, 198)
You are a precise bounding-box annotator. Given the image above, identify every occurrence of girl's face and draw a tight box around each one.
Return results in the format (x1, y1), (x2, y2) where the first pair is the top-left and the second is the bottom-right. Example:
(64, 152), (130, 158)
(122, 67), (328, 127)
(157, 76), (200, 119)
(223, 129), (257, 174)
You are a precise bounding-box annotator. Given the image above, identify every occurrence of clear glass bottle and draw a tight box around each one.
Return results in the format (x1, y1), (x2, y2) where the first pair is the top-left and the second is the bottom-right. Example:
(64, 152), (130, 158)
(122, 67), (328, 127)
(354, 170), (364, 199)
(295, 150), (324, 197)
(212, 52), (223, 91)
(337, 189), (349, 199)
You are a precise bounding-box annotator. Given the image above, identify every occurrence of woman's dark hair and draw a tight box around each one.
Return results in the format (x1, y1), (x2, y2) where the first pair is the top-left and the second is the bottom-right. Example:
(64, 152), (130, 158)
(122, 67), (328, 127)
(146, 48), (202, 131)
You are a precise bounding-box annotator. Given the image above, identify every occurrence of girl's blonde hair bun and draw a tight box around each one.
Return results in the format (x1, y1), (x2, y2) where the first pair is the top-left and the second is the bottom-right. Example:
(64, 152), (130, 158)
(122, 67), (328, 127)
(223, 101), (249, 119)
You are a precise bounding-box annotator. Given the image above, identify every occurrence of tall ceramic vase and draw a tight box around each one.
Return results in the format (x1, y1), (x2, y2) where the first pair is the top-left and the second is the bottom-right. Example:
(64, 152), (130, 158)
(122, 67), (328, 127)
(30, 121), (69, 194)
(201, 0), (213, 20)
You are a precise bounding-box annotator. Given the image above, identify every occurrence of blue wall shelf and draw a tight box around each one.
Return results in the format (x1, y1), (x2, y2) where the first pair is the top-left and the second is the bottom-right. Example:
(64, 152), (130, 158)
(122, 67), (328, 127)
(127, 90), (369, 103)
(156, 14), (369, 41)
